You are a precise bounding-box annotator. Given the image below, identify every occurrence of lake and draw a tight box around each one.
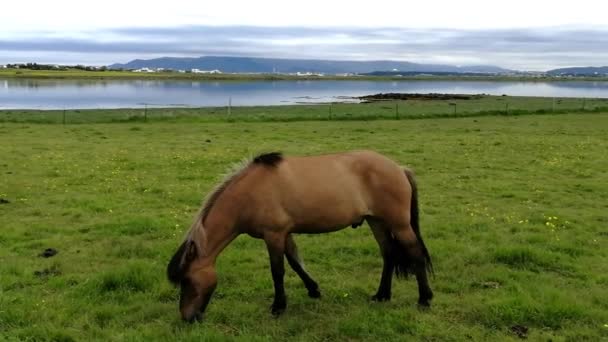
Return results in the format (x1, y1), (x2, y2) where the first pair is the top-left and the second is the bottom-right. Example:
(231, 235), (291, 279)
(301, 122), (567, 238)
(1, 79), (608, 109)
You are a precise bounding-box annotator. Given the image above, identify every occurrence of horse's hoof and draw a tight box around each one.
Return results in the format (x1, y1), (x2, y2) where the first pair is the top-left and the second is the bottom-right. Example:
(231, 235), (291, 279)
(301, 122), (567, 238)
(270, 301), (286, 316)
(417, 300), (431, 309)
(271, 306), (285, 316)
(417, 289), (433, 308)
(371, 294), (391, 302)
(308, 288), (321, 299)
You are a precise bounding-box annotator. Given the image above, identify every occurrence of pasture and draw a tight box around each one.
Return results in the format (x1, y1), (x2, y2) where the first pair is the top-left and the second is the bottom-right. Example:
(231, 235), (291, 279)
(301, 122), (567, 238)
(1, 111), (607, 340)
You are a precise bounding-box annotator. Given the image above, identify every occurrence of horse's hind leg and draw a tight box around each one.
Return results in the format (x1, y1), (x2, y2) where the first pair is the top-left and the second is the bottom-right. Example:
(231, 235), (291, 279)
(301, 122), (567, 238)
(391, 225), (433, 307)
(264, 232), (288, 315)
(285, 234), (321, 298)
(368, 219), (395, 301)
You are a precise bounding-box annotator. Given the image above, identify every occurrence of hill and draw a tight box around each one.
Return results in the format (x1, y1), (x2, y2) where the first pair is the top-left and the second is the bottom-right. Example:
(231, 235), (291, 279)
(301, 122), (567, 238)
(547, 66), (608, 76)
(109, 56), (512, 74)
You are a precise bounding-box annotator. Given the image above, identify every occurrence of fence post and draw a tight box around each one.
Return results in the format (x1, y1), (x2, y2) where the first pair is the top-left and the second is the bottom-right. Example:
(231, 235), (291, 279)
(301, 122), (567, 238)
(62, 108), (66, 125)
(227, 97), (232, 115)
(505, 103), (509, 115)
(395, 103), (399, 119)
(449, 103), (457, 115)
(582, 98), (586, 111)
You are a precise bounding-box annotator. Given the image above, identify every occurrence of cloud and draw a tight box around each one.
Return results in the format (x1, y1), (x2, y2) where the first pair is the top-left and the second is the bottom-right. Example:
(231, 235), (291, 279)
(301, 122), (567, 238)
(1, 25), (607, 70)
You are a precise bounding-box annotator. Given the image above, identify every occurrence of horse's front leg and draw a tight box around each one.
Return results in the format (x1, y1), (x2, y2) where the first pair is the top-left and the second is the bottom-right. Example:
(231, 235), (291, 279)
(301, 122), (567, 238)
(264, 232), (287, 315)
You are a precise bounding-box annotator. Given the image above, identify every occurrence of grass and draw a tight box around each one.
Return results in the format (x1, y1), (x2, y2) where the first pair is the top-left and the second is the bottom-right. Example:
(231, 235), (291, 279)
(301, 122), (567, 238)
(1, 111), (607, 340)
(2, 95), (608, 124)
(3, 68), (608, 81)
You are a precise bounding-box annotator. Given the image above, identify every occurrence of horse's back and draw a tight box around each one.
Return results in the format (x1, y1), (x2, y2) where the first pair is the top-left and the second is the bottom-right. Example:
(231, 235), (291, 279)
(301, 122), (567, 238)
(245, 150), (411, 233)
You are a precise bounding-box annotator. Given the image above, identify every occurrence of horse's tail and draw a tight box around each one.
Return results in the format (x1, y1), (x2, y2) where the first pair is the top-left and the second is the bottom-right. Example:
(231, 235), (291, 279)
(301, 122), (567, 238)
(393, 168), (433, 277)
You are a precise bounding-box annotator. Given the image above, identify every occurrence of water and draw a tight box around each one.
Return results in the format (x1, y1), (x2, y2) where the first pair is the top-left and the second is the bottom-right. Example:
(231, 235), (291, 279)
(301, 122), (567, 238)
(1, 78), (608, 109)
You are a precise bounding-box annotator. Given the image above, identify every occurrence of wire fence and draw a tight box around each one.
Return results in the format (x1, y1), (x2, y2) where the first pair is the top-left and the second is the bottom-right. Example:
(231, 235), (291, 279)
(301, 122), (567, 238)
(1, 96), (608, 124)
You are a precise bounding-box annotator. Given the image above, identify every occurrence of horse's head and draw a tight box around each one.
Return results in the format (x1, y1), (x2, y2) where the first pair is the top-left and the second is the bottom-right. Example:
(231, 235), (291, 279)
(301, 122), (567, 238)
(167, 239), (217, 322)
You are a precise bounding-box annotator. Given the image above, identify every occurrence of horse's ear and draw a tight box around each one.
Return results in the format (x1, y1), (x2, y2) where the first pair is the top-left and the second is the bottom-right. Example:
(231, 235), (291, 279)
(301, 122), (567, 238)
(167, 240), (198, 285)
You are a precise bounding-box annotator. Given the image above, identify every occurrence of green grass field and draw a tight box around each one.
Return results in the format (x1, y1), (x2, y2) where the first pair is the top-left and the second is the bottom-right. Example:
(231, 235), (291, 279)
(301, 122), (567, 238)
(1, 111), (607, 341)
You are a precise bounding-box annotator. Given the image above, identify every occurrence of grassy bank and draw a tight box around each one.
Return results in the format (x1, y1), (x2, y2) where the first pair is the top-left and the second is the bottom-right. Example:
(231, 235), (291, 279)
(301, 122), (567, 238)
(3, 68), (608, 81)
(1, 112), (607, 340)
(2, 95), (608, 124)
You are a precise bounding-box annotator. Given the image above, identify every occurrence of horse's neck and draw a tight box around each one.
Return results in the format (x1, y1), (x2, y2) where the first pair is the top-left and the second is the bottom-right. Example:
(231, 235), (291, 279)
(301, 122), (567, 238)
(201, 208), (239, 263)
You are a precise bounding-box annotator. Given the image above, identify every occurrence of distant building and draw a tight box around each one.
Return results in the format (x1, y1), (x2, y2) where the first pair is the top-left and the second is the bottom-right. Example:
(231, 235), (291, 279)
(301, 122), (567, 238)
(191, 69), (222, 74)
(295, 71), (324, 76)
(0, 65), (6, 69)
(133, 67), (156, 73)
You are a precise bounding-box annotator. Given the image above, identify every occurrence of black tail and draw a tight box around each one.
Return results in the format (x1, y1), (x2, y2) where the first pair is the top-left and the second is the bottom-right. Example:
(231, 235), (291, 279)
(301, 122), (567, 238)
(393, 168), (433, 277)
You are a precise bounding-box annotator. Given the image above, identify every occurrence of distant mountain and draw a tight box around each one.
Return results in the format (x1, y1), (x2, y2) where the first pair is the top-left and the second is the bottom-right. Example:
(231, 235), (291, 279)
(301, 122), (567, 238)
(109, 56), (512, 74)
(547, 66), (608, 76)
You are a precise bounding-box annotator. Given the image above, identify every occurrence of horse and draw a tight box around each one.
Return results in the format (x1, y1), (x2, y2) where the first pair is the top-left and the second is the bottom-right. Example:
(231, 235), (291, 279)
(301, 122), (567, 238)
(167, 150), (433, 322)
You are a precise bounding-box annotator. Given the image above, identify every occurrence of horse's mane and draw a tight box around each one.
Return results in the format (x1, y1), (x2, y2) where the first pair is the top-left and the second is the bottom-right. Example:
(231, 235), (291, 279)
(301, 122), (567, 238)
(167, 152), (283, 284)
(197, 151), (283, 230)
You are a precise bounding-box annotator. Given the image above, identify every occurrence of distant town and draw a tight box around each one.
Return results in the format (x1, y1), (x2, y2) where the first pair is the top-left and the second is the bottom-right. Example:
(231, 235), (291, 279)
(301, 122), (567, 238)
(2, 62), (608, 78)
(0, 63), (342, 77)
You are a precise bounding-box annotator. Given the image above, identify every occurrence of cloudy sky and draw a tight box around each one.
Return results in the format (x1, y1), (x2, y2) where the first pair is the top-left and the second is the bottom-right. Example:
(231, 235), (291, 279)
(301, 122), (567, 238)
(1, 0), (607, 70)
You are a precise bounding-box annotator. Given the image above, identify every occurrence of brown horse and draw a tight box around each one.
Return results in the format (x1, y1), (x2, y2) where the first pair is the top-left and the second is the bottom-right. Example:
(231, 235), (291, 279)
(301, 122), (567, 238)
(167, 150), (433, 322)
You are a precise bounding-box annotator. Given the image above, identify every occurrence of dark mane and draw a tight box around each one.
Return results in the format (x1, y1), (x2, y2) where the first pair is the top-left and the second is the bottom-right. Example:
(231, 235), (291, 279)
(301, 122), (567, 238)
(253, 152), (283, 166)
(167, 240), (189, 284)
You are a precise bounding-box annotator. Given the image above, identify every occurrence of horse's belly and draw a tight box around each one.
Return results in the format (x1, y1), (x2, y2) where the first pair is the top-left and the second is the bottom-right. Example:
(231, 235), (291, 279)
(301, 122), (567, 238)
(292, 224), (351, 234)
(277, 161), (372, 233)
(288, 200), (367, 234)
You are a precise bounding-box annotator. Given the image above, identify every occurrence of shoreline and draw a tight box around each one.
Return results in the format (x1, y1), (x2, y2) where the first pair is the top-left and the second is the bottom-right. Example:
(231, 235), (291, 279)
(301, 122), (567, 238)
(2, 95), (607, 124)
(2, 69), (608, 82)
(2, 94), (608, 112)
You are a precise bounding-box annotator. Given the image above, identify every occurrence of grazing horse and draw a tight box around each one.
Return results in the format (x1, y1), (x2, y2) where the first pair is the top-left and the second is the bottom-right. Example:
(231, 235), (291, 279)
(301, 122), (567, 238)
(167, 150), (433, 322)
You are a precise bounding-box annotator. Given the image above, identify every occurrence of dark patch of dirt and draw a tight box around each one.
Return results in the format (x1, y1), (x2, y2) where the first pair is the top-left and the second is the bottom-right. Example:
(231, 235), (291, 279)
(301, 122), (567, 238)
(359, 93), (484, 102)
(481, 281), (501, 289)
(510, 325), (529, 339)
(0, 198), (10, 204)
(39, 248), (58, 258)
(471, 281), (501, 290)
(34, 265), (62, 278)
